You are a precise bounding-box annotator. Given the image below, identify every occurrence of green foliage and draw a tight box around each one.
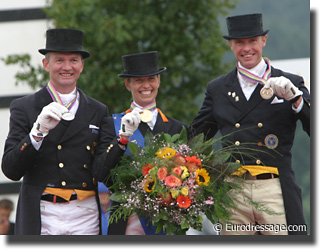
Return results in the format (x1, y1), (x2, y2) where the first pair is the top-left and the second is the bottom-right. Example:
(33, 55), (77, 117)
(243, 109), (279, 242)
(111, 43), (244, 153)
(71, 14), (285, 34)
(1, 0), (236, 124)
(0, 54), (49, 89)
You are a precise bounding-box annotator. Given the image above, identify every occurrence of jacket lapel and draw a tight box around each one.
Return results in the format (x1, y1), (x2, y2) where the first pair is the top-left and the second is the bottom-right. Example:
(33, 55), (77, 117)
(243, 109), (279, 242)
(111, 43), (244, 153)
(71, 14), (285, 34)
(37, 86), (53, 107)
(153, 113), (169, 134)
(138, 113), (169, 136)
(224, 69), (248, 112)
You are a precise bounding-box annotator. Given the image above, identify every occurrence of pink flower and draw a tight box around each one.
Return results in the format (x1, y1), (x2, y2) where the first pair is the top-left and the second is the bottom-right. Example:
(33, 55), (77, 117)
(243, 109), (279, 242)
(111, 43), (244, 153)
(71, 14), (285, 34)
(158, 166), (168, 180)
(164, 175), (182, 188)
(205, 197), (214, 205)
(171, 166), (183, 177)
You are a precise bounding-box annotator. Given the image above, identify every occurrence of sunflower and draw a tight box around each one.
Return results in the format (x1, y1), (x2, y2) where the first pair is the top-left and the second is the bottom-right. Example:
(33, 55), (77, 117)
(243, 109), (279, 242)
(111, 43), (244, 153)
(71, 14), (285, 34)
(143, 175), (155, 193)
(156, 147), (176, 159)
(177, 195), (191, 208)
(196, 168), (210, 186)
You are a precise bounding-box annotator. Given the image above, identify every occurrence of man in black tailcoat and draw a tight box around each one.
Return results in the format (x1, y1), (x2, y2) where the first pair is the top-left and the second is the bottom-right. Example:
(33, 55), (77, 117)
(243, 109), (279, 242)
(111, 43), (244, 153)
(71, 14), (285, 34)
(2, 29), (109, 235)
(190, 13), (310, 235)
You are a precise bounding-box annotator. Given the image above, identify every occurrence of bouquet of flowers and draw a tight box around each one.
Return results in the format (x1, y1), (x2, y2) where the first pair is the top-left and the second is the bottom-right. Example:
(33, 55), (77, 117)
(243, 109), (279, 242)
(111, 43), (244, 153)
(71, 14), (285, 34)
(106, 128), (241, 235)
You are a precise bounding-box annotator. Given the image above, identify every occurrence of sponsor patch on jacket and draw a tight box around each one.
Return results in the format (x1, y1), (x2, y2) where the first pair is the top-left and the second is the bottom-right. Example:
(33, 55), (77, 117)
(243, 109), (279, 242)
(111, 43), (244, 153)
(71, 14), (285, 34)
(264, 134), (279, 149)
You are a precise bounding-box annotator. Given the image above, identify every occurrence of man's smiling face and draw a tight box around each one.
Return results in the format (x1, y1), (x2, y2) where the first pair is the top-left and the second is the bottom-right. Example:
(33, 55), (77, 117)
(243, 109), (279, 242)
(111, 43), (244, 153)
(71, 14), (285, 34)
(228, 35), (267, 69)
(43, 52), (84, 93)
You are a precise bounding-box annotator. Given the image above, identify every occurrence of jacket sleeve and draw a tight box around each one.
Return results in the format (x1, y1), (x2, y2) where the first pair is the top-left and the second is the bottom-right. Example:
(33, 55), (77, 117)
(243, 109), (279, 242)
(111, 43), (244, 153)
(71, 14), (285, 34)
(1, 99), (39, 181)
(189, 81), (219, 141)
(289, 72), (310, 136)
(91, 116), (125, 182)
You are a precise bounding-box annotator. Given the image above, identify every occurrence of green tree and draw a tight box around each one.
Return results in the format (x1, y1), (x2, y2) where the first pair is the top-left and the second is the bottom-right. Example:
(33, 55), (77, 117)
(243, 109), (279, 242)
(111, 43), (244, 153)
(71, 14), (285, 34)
(1, 0), (236, 124)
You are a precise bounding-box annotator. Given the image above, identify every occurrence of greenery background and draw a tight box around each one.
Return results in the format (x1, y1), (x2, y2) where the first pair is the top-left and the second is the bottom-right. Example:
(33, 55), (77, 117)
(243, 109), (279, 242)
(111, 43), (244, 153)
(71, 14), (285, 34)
(1, 0), (310, 233)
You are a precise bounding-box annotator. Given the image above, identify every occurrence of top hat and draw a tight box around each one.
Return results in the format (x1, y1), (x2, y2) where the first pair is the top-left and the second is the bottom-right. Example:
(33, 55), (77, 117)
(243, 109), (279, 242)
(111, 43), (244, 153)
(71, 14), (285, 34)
(39, 28), (90, 59)
(118, 51), (166, 78)
(223, 13), (269, 40)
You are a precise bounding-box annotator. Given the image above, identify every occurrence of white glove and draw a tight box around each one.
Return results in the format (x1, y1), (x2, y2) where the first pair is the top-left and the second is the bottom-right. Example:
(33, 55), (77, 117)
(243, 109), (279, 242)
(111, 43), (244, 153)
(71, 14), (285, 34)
(31, 102), (69, 137)
(265, 76), (303, 101)
(119, 108), (142, 137)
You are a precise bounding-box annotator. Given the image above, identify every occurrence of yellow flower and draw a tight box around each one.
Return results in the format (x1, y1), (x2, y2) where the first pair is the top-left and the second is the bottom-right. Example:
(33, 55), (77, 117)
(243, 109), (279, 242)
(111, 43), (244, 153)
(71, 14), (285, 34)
(143, 175), (155, 193)
(156, 147), (176, 159)
(180, 166), (189, 180)
(181, 187), (189, 196)
(196, 168), (210, 186)
(170, 189), (180, 198)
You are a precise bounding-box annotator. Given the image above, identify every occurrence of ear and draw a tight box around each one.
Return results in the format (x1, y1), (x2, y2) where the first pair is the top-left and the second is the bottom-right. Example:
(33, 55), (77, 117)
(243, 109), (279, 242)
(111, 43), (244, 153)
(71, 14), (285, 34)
(80, 60), (84, 73)
(125, 79), (131, 91)
(227, 40), (234, 50)
(42, 58), (50, 73)
(261, 35), (268, 48)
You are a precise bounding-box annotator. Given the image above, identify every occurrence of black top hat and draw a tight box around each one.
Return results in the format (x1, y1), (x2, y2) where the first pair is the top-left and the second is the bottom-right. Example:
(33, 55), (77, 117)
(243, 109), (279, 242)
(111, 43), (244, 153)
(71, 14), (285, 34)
(223, 13), (269, 40)
(39, 28), (90, 59)
(118, 51), (166, 78)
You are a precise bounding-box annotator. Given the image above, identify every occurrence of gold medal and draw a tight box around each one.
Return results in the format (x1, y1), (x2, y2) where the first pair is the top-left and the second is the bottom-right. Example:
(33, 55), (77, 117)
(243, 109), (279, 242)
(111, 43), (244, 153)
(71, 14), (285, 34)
(260, 87), (274, 100)
(61, 112), (75, 121)
(140, 110), (153, 123)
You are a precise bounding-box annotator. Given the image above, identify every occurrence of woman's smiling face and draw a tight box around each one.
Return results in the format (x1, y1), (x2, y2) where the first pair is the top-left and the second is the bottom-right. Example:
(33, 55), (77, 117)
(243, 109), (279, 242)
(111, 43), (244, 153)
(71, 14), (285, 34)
(125, 75), (160, 107)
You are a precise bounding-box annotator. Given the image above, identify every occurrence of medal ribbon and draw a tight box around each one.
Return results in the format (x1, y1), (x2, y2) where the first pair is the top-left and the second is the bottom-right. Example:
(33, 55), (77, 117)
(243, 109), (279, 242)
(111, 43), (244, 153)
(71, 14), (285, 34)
(46, 82), (77, 110)
(129, 101), (157, 112)
(126, 101), (168, 122)
(237, 58), (271, 85)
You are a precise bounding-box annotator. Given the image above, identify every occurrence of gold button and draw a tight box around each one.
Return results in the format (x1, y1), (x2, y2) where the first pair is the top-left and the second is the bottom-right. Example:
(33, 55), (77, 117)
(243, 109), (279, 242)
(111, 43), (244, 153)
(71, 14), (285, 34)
(59, 163), (64, 168)
(235, 160), (240, 164)
(256, 159), (261, 165)
(57, 145), (62, 150)
(258, 123), (263, 128)
(84, 164), (88, 169)
(235, 141), (240, 146)
(82, 182), (87, 188)
(86, 145), (91, 150)
(235, 123), (240, 128)
(61, 181), (66, 186)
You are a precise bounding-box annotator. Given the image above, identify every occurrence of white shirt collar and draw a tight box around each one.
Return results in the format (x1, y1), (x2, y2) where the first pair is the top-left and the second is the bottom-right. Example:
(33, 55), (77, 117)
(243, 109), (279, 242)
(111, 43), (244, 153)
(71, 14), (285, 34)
(57, 87), (77, 106)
